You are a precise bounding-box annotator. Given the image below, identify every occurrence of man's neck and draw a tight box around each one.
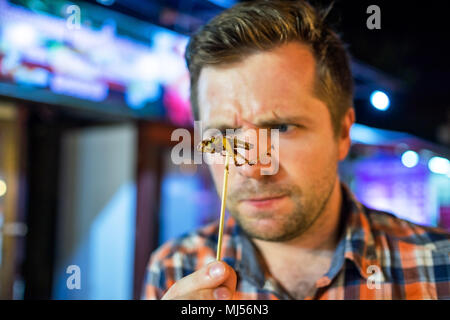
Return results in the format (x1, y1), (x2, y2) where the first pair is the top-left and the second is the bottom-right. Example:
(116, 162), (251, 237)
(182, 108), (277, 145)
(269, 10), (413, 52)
(253, 177), (343, 257)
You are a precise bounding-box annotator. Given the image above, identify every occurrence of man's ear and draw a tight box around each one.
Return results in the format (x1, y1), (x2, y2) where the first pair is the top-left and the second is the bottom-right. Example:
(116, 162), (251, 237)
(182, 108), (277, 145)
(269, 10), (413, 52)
(338, 107), (355, 161)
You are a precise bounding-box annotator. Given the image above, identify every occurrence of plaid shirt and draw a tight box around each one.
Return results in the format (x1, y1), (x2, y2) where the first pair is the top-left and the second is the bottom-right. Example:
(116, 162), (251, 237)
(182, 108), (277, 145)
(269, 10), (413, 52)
(142, 183), (450, 300)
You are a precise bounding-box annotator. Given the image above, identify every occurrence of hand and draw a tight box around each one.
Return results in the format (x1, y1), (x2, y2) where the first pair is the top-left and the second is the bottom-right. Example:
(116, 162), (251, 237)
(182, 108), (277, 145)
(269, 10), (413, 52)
(161, 261), (237, 300)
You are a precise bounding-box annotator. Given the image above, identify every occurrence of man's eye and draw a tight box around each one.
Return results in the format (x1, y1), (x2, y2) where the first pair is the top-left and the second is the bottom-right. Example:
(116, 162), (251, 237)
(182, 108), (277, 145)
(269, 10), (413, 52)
(272, 124), (295, 133)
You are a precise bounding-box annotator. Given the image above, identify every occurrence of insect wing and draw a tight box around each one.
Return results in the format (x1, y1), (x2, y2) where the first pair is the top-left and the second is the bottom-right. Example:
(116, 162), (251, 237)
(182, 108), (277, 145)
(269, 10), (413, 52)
(231, 137), (253, 150)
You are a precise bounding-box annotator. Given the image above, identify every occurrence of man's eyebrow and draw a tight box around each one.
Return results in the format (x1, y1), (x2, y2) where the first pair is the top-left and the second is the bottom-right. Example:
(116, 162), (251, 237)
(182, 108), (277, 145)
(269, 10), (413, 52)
(204, 124), (241, 132)
(204, 115), (310, 131)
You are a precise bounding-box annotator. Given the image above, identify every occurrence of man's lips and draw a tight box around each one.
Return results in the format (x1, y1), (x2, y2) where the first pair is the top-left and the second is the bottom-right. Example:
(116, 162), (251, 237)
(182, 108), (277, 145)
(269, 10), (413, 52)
(241, 195), (286, 201)
(239, 195), (287, 208)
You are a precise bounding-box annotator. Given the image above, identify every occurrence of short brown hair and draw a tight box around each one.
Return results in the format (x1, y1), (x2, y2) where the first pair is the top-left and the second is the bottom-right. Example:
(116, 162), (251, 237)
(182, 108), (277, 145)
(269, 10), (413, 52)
(185, 0), (353, 135)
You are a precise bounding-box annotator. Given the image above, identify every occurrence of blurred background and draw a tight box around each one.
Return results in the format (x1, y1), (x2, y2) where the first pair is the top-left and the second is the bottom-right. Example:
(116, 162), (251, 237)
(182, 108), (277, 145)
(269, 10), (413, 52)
(0, 0), (448, 299)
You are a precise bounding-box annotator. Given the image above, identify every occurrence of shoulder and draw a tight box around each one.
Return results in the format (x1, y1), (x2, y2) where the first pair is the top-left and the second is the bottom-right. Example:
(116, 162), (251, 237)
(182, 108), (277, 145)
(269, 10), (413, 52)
(365, 206), (450, 252)
(363, 207), (450, 298)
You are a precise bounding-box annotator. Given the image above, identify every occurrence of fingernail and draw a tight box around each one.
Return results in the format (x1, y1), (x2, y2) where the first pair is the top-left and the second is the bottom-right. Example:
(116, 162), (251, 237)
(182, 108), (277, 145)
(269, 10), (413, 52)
(209, 262), (225, 278)
(213, 287), (230, 300)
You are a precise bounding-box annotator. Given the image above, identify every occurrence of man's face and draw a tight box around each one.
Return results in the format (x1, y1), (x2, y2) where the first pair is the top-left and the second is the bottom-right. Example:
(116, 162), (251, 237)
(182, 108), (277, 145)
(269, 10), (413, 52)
(197, 42), (352, 242)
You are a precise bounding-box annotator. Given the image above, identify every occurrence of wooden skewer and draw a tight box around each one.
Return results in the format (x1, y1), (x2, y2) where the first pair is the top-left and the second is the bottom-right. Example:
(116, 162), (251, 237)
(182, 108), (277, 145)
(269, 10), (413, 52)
(216, 140), (232, 261)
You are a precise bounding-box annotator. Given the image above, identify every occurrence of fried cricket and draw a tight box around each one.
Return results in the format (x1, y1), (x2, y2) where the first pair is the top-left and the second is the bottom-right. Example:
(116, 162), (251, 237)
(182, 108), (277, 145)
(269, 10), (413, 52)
(197, 135), (255, 260)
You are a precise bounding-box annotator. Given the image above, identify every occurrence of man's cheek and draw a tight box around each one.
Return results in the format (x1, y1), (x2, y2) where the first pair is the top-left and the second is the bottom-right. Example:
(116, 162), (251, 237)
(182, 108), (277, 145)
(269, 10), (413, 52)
(280, 145), (319, 176)
(279, 144), (311, 165)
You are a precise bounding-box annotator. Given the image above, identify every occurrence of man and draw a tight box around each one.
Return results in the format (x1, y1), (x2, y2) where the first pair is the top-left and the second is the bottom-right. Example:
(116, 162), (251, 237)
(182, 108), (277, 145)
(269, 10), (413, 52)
(142, 0), (450, 300)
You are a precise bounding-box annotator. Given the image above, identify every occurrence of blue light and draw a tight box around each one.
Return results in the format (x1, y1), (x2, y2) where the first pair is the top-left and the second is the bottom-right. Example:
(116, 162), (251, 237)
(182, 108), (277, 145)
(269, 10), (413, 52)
(401, 150), (419, 168)
(96, 0), (115, 5)
(428, 156), (450, 175)
(370, 90), (390, 111)
(207, 0), (237, 8)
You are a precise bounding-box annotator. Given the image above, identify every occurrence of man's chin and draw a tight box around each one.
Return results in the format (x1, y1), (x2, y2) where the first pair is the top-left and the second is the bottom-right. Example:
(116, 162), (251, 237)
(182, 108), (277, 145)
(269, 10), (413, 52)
(234, 215), (302, 242)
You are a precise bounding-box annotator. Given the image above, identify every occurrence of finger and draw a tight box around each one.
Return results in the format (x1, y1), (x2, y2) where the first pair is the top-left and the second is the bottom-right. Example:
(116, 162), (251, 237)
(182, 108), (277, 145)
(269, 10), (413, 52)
(162, 261), (235, 299)
(220, 263), (237, 297)
(172, 286), (232, 300)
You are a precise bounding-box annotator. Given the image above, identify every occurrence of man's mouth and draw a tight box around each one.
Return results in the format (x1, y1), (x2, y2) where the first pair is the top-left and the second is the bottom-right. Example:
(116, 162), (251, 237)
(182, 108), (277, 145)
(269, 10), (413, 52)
(239, 195), (287, 208)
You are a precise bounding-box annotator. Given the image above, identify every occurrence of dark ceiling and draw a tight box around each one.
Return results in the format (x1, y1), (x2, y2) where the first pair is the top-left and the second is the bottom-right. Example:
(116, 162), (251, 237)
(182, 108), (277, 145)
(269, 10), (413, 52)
(85, 0), (450, 146)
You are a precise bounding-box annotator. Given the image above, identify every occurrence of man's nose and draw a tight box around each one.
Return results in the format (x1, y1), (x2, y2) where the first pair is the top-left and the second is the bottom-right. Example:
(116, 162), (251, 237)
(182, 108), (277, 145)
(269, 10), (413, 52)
(228, 128), (272, 178)
(235, 157), (269, 180)
(233, 144), (274, 180)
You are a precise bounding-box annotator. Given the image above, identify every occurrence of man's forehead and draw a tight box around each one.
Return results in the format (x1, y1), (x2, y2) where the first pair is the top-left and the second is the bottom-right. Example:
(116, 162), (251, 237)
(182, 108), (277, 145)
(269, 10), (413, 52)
(199, 74), (313, 129)
(197, 42), (318, 128)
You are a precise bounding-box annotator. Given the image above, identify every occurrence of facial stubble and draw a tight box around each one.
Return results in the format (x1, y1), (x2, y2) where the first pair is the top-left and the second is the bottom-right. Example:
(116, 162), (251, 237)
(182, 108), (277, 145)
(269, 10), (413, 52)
(225, 170), (337, 242)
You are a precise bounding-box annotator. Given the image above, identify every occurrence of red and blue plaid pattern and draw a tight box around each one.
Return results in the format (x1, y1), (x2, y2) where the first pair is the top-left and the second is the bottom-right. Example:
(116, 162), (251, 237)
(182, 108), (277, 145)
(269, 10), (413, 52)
(142, 184), (450, 300)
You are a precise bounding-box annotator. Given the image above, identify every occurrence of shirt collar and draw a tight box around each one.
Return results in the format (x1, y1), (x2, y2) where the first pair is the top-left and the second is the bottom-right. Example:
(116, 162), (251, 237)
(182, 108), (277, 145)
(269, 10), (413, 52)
(223, 218), (267, 287)
(327, 183), (385, 282)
